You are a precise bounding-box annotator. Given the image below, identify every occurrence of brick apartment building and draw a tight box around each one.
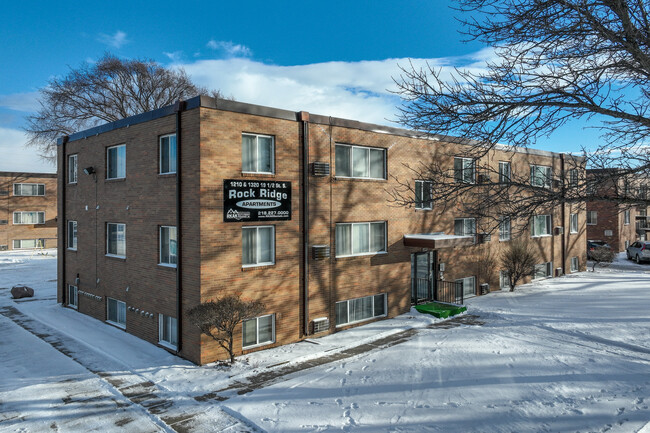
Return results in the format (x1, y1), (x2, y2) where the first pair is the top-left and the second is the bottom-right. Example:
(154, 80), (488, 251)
(586, 169), (649, 251)
(0, 171), (57, 251)
(57, 96), (587, 364)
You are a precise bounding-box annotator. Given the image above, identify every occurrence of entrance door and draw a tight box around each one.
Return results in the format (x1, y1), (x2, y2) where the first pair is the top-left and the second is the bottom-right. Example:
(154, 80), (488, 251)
(411, 251), (436, 304)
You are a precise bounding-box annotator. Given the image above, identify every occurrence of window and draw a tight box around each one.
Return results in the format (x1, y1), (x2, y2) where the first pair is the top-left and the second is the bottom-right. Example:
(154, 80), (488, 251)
(14, 183), (45, 196)
(242, 226), (275, 266)
(587, 211), (597, 225)
(498, 161), (511, 184)
(570, 257), (579, 272)
(415, 180), (432, 210)
(107, 298), (126, 328)
(335, 222), (386, 257)
(454, 157), (475, 183)
(13, 211), (45, 225)
(570, 213), (578, 234)
(68, 221), (77, 250)
(499, 216), (511, 241)
(530, 164), (552, 188)
(335, 293), (386, 327)
(534, 262), (553, 279)
(335, 144), (386, 179)
(500, 270), (510, 290)
(13, 239), (44, 249)
(159, 314), (178, 349)
(160, 226), (177, 266)
(68, 154), (78, 184)
(531, 215), (552, 237)
(242, 133), (274, 174)
(568, 169), (578, 187)
(106, 223), (126, 257)
(106, 144), (126, 179)
(455, 276), (476, 297)
(242, 314), (275, 348)
(454, 218), (476, 237)
(624, 209), (630, 225)
(68, 284), (78, 309)
(639, 207), (647, 217)
(159, 134), (177, 174)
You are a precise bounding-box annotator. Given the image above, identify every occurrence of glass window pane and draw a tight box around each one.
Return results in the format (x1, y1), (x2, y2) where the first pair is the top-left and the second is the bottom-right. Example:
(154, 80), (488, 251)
(373, 294), (385, 316)
(335, 145), (351, 177)
(161, 227), (170, 263)
(160, 137), (170, 173)
(369, 149), (385, 179)
(243, 318), (258, 347)
(168, 135), (177, 173)
(336, 224), (351, 256)
(169, 227), (177, 264)
(454, 219), (464, 236)
(258, 315), (273, 344)
(370, 222), (385, 252)
(242, 135), (256, 172)
(335, 301), (348, 326)
(454, 158), (463, 182)
(259, 136), (273, 173)
(352, 147), (369, 177)
(415, 181), (423, 208)
(242, 228), (256, 265)
(117, 146), (126, 178)
(169, 317), (178, 345)
(258, 227), (273, 263)
(118, 301), (126, 324)
(361, 296), (373, 320)
(352, 223), (369, 254)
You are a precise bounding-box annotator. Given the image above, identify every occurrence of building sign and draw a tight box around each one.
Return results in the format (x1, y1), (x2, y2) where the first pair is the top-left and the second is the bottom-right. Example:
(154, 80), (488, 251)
(223, 179), (291, 222)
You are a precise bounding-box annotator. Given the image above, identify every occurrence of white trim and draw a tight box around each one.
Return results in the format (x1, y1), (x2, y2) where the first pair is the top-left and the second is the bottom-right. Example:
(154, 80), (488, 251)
(106, 222), (126, 258)
(242, 314), (275, 349)
(159, 134), (177, 175)
(158, 314), (178, 350)
(67, 220), (78, 250)
(242, 133), (275, 174)
(334, 143), (387, 180)
(13, 211), (45, 225)
(68, 154), (78, 184)
(159, 225), (177, 267)
(531, 215), (552, 237)
(335, 293), (387, 327)
(106, 298), (126, 328)
(335, 221), (387, 257)
(106, 144), (126, 180)
(13, 183), (45, 196)
(67, 284), (78, 309)
(570, 213), (578, 234)
(242, 225), (275, 267)
(415, 180), (433, 210)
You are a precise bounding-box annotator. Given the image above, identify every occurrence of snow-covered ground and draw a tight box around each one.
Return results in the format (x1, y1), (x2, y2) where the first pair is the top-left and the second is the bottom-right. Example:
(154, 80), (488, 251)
(1, 249), (649, 432)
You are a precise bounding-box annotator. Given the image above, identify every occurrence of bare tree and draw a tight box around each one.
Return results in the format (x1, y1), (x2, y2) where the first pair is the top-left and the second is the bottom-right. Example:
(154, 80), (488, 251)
(393, 0), (650, 223)
(187, 295), (264, 365)
(589, 246), (616, 271)
(500, 239), (540, 291)
(25, 53), (225, 161)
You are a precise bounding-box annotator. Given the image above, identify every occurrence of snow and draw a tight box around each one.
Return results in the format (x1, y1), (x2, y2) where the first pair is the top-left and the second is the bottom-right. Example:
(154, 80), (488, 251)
(1, 249), (649, 432)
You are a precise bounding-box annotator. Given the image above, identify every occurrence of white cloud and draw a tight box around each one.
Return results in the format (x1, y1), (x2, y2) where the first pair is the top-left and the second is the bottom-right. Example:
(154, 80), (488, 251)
(163, 51), (184, 63)
(206, 40), (252, 57)
(0, 128), (56, 173)
(0, 92), (40, 113)
(98, 30), (129, 49)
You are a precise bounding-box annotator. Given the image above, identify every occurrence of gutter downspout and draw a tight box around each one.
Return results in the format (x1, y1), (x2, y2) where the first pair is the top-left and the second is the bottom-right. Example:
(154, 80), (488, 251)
(300, 111), (310, 337)
(560, 153), (566, 274)
(61, 136), (69, 305)
(175, 100), (185, 354)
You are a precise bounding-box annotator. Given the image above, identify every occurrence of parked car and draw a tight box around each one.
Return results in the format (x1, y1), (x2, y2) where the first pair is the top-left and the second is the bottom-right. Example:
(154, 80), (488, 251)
(626, 241), (650, 263)
(587, 240), (611, 260)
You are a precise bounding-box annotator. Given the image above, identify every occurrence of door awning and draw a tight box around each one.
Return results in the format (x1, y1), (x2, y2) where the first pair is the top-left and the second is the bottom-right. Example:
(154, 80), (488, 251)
(403, 233), (475, 249)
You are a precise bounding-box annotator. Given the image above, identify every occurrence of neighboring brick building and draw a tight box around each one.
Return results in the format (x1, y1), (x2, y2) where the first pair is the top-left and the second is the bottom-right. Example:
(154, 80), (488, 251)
(586, 169), (649, 252)
(0, 171), (57, 251)
(57, 96), (587, 364)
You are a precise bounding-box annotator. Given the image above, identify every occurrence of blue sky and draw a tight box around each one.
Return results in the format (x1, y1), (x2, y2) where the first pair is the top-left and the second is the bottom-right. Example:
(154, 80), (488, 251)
(1, 0), (602, 172)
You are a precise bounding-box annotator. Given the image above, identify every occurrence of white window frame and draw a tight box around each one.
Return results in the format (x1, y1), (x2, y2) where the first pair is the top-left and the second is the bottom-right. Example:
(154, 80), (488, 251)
(159, 226), (177, 267)
(242, 314), (275, 349)
(158, 314), (178, 349)
(533, 262), (553, 280)
(570, 213), (578, 234)
(242, 133), (275, 174)
(68, 154), (78, 184)
(570, 257), (579, 272)
(13, 183), (45, 196)
(106, 298), (126, 328)
(499, 216), (511, 241)
(499, 270), (510, 290)
(454, 157), (476, 184)
(335, 221), (387, 257)
(335, 293), (387, 327)
(106, 222), (126, 258)
(498, 161), (511, 184)
(530, 164), (552, 188)
(335, 143), (386, 180)
(586, 211), (597, 225)
(568, 169), (578, 187)
(415, 180), (432, 210)
(531, 215), (552, 237)
(13, 211), (45, 225)
(455, 276), (477, 298)
(242, 225), (275, 267)
(106, 144), (126, 180)
(454, 218), (476, 237)
(159, 134), (177, 174)
(68, 220), (77, 250)
(13, 239), (44, 249)
(68, 284), (78, 309)
(624, 209), (630, 225)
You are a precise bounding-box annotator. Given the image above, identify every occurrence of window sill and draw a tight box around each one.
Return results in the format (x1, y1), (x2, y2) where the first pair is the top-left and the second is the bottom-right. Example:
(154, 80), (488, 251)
(68, 182), (77, 186)
(336, 313), (386, 329)
(242, 263), (275, 270)
(158, 263), (177, 270)
(334, 176), (387, 182)
(243, 339), (275, 351)
(105, 254), (126, 261)
(499, 238), (511, 242)
(415, 207), (432, 211)
(570, 231), (578, 235)
(105, 177), (126, 182)
(531, 234), (552, 238)
(241, 172), (276, 177)
(67, 248), (77, 252)
(158, 340), (178, 351)
(158, 172), (176, 177)
(106, 320), (126, 330)
(336, 251), (388, 259)
(67, 304), (78, 310)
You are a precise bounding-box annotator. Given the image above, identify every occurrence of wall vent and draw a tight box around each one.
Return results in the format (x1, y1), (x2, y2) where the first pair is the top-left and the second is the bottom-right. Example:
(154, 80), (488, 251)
(478, 174), (491, 183)
(554, 226), (564, 235)
(311, 162), (330, 177)
(0, 219), (7, 225)
(0, 189), (8, 196)
(312, 245), (330, 260)
(0, 245), (7, 251)
(312, 317), (330, 334)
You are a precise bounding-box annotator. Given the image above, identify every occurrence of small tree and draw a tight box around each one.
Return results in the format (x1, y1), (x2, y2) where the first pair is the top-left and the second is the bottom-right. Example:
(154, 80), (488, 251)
(500, 240), (540, 292)
(187, 295), (264, 365)
(589, 246), (616, 272)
